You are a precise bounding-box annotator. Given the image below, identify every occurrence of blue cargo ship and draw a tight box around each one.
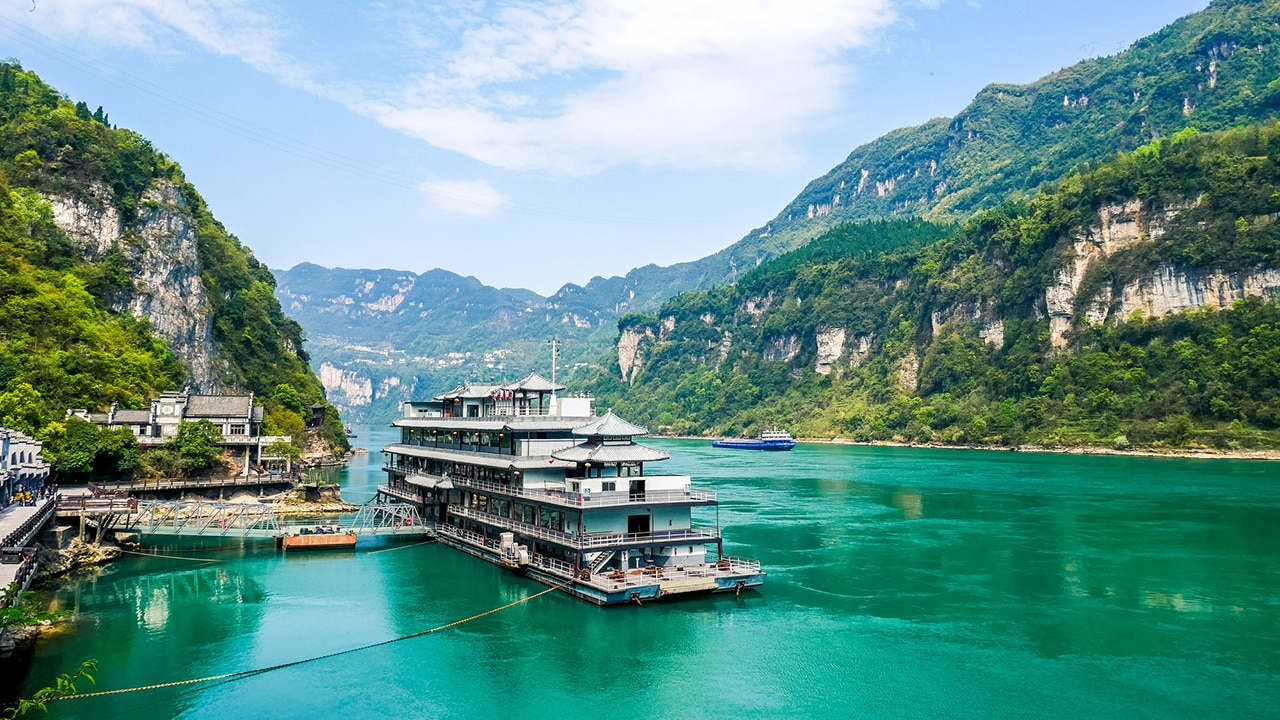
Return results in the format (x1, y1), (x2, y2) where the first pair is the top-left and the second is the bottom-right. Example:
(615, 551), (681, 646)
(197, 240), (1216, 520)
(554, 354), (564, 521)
(712, 428), (797, 451)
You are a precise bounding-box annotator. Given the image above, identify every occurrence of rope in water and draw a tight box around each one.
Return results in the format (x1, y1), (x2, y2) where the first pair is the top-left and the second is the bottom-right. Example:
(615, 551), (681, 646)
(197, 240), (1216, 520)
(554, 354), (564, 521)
(367, 539), (437, 554)
(118, 549), (220, 563)
(54, 580), (568, 702)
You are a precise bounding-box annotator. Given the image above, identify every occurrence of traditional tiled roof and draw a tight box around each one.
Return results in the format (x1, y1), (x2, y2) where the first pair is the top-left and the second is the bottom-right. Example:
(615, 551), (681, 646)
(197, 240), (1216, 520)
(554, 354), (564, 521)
(185, 395), (253, 419)
(112, 409), (152, 424)
(502, 372), (564, 393)
(552, 441), (669, 464)
(434, 384), (503, 400)
(571, 411), (648, 437)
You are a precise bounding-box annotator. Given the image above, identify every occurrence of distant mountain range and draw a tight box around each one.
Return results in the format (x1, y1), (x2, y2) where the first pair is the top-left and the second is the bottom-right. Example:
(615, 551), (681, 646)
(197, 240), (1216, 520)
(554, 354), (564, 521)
(279, 0), (1280, 422)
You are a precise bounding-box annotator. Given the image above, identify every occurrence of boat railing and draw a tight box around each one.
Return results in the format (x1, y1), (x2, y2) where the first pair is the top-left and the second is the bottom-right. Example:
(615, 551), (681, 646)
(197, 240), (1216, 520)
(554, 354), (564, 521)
(389, 469), (714, 508)
(528, 553), (577, 577)
(446, 506), (719, 550)
(379, 484), (426, 503)
(437, 523), (501, 551)
(578, 527), (720, 550)
(581, 556), (764, 589)
(454, 475), (713, 508)
(434, 523), (762, 589)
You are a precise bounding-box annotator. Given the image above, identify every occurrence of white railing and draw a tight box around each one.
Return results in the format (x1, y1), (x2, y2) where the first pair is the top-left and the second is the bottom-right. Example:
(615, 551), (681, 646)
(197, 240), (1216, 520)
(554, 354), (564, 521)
(387, 468), (714, 508)
(578, 527), (720, 550)
(446, 505), (719, 550)
(582, 556), (763, 590)
(379, 484), (425, 503)
(437, 523), (501, 551)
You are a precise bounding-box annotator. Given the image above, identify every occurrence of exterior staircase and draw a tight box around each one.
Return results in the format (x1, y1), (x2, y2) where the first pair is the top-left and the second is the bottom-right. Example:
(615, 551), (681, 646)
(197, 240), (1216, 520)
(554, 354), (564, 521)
(587, 549), (616, 574)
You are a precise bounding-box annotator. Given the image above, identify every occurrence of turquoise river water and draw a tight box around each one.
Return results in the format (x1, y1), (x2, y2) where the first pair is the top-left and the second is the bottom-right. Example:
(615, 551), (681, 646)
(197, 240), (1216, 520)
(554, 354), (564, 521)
(11, 425), (1280, 719)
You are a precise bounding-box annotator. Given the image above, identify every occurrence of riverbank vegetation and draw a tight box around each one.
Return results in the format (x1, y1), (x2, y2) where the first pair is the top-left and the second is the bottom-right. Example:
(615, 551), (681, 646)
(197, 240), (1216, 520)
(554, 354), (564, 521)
(583, 125), (1280, 451)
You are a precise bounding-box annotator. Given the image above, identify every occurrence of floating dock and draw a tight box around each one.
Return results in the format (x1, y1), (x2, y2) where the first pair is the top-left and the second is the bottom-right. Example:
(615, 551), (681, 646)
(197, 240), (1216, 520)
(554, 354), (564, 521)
(280, 531), (358, 551)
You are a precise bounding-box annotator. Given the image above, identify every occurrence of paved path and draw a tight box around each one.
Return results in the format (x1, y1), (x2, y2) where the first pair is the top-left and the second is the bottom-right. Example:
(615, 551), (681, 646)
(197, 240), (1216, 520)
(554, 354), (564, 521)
(0, 504), (45, 546)
(0, 504), (46, 590)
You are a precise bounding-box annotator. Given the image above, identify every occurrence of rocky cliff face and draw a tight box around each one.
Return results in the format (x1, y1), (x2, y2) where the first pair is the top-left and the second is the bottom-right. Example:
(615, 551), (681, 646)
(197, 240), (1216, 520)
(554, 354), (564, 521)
(1042, 197), (1280, 347)
(319, 362), (374, 407)
(44, 181), (225, 391)
(617, 327), (654, 383)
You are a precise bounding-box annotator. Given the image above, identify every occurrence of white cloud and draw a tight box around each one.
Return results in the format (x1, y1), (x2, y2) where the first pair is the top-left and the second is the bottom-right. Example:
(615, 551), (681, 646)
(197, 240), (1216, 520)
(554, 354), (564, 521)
(365, 0), (898, 172)
(419, 179), (509, 217)
(4, 0), (320, 90)
(11, 0), (902, 174)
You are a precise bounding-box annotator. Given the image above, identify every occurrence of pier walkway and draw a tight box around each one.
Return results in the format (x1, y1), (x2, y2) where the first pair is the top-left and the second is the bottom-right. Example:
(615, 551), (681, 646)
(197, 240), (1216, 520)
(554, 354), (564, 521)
(0, 496), (58, 594)
(88, 474), (295, 495)
(66, 498), (431, 541)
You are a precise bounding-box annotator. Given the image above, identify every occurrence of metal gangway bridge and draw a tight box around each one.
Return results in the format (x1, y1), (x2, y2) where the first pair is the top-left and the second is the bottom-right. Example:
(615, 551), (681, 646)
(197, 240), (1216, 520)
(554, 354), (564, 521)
(70, 498), (430, 542)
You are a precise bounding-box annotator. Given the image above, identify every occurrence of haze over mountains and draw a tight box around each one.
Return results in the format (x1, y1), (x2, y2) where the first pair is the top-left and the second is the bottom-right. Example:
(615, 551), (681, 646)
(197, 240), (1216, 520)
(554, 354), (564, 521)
(277, 0), (1280, 423)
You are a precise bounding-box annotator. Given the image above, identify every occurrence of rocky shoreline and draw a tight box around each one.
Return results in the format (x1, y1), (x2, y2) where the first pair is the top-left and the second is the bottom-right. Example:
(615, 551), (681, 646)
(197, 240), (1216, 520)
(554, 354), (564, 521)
(1, 541), (125, 652)
(666, 434), (1280, 461)
(35, 540), (123, 579)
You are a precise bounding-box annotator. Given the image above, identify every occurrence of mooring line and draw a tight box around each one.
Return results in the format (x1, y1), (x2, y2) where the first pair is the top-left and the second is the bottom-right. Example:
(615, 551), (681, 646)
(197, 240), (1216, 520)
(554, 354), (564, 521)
(119, 549), (220, 564)
(367, 539), (437, 554)
(55, 580), (569, 702)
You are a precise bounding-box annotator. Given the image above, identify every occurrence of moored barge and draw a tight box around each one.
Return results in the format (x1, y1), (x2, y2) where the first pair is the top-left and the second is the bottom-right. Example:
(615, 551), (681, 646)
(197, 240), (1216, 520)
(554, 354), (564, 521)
(379, 372), (765, 605)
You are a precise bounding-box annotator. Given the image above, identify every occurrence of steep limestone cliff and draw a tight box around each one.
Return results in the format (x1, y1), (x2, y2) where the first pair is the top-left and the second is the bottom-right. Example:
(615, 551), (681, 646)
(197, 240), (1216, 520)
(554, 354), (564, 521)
(319, 362), (374, 408)
(617, 327), (655, 383)
(44, 180), (224, 390)
(1119, 266), (1280, 318)
(814, 327), (846, 375)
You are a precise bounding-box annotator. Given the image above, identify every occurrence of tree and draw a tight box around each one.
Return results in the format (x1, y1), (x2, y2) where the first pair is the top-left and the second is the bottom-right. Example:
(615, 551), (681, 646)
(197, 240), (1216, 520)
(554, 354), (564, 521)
(94, 428), (139, 477)
(0, 383), (45, 436)
(263, 438), (300, 463)
(174, 420), (223, 474)
(45, 417), (99, 477)
(264, 407), (306, 447)
(271, 383), (305, 415)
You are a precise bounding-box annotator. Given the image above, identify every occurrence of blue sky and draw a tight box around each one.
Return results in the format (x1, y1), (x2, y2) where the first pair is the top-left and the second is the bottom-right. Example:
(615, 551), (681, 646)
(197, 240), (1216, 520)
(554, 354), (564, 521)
(0, 1), (1207, 295)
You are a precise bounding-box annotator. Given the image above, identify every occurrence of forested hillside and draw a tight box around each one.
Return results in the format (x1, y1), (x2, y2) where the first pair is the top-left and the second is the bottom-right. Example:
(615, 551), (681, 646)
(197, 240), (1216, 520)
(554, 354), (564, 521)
(560, 0), (1280, 317)
(281, 0), (1280, 425)
(0, 62), (348, 459)
(580, 125), (1280, 450)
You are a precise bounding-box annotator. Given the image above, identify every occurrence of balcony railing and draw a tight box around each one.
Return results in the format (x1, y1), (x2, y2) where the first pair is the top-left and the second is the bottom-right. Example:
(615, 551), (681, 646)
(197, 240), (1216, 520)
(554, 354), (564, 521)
(447, 505), (719, 551)
(435, 523), (762, 591)
(385, 468), (714, 509)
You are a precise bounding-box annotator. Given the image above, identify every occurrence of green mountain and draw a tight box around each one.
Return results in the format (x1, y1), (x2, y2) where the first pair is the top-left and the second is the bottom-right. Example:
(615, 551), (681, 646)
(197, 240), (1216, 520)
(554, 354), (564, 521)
(0, 62), (348, 455)
(579, 0), (1280, 311)
(578, 125), (1280, 450)
(281, 0), (1280, 425)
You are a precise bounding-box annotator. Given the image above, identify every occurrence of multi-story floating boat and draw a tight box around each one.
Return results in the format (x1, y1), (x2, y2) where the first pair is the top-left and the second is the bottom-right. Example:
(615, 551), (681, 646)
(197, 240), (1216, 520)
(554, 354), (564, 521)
(379, 372), (765, 605)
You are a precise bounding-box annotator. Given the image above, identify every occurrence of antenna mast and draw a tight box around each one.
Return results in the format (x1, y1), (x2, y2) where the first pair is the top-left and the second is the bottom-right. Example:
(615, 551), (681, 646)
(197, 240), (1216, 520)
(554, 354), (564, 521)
(549, 336), (560, 385)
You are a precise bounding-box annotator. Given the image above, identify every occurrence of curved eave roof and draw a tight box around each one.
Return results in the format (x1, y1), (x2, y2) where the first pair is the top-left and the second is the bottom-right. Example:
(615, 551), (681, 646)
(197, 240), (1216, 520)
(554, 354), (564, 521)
(502, 372), (565, 393)
(571, 411), (648, 437)
(551, 441), (669, 463)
